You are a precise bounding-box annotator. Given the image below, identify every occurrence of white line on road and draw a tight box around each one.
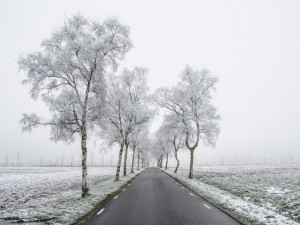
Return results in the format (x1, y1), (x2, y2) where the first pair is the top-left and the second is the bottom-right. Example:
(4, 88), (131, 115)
(181, 186), (184, 189)
(113, 195), (118, 199)
(123, 188), (125, 191)
(128, 184), (131, 186)
(204, 204), (211, 209)
(189, 193), (194, 196)
(97, 208), (104, 215)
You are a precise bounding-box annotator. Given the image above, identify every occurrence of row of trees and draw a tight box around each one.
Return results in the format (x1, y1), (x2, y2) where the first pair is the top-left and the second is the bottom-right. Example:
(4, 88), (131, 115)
(19, 14), (154, 197)
(152, 66), (220, 178)
(19, 13), (220, 197)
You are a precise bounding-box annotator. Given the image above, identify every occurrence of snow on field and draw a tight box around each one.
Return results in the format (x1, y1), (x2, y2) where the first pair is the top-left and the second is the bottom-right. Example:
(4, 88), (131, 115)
(166, 164), (300, 225)
(0, 167), (140, 224)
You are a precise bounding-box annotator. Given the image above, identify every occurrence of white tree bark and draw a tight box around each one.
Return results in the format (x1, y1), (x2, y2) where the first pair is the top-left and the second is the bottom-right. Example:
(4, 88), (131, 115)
(165, 153), (168, 170)
(189, 149), (194, 179)
(115, 142), (125, 181)
(174, 149), (180, 173)
(131, 145), (136, 173)
(123, 140), (129, 176)
(81, 126), (88, 196)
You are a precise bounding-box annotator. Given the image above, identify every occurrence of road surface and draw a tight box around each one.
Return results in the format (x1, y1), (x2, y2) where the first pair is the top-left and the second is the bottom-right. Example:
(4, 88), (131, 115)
(85, 168), (240, 225)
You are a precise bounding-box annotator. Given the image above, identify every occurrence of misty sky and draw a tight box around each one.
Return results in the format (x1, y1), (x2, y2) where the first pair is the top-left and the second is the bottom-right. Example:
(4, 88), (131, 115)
(0, 0), (300, 166)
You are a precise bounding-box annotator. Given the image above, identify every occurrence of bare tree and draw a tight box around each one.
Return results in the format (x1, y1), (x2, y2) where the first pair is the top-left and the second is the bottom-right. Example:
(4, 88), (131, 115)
(19, 14), (132, 197)
(102, 67), (152, 181)
(154, 65), (220, 178)
(130, 125), (150, 173)
(5, 155), (8, 167)
(162, 115), (185, 172)
(17, 152), (20, 167)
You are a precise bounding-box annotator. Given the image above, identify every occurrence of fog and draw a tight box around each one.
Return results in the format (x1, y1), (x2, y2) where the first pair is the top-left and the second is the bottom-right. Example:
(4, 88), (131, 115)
(1, 0), (300, 166)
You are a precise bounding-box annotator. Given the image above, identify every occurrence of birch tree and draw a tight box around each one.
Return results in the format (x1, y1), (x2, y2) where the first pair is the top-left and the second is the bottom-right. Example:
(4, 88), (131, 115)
(18, 14), (132, 196)
(158, 114), (185, 172)
(154, 126), (172, 170)
(129, 124), (149, 173)
(155, 65), (220, 178)
(103, 67), (152, 181)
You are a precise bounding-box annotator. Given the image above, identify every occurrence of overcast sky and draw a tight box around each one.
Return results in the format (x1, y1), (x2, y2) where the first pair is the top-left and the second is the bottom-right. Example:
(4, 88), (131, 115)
(0, 0), (300, 166)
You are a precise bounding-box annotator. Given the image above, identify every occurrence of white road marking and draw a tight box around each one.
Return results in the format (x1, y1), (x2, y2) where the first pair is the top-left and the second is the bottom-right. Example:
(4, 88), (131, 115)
(181, 186), (184, 189)
(128, 184), (131, 186)
(123, 188), (125, 191)
(204, 204), (211, 209)
(97, 208), (104, 215)
(189, 193), (194, 196)
(113, 195), (118, 199)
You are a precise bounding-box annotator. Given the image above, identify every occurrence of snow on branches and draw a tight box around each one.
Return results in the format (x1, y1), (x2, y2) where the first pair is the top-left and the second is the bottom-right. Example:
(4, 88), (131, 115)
(18, 13), (132, 197)
(154, 65), (220, 178)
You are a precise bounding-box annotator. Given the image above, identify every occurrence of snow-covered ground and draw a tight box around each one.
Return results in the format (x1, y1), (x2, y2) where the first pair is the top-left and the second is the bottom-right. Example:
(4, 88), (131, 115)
(166, 164), (300, 225)
(0, 166), (140, 224)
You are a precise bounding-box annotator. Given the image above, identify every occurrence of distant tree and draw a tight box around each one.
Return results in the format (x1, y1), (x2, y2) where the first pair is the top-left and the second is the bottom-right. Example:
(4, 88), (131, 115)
(155, 65), (220, 178)
(18, 14), (132, 197)
(17, 152), (20, 167)
(5, 155), (8, 167)
(154, 127), (173, 170)
(129, 125), (149, 173)
(102, 67), (152, 181)
(159, 114), (185, 172)
(151, 139), (165, 168)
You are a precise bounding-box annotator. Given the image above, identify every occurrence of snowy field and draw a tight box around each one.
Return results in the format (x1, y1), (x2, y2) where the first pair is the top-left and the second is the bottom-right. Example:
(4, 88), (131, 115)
(166, 164), (300, 225)
(0, 166), (139, 224)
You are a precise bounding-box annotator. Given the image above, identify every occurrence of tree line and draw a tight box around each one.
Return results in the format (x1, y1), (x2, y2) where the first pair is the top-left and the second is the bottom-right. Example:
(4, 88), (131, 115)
(19, 13), (220, 197)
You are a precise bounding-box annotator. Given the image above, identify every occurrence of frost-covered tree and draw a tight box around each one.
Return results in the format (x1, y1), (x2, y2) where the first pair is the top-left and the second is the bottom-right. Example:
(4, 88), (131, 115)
(158, 114), (185, 172)
(155, 65), (220, 178)
(18, 14), (132, 196)
(103, 67), (152, 181)
(129, 124), (150, 173)
(155, 124), (173, 170)
(137, 137), (152, 169)
(151, 138), (165, 168)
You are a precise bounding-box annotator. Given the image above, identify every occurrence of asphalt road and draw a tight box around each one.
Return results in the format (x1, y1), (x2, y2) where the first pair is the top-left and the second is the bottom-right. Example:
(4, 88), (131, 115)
(85, 168), (240, 225)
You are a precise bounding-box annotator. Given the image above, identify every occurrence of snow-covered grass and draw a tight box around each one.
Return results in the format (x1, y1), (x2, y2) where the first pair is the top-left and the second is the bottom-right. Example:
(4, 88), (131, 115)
(165, 164), (300, 225)
(0, 166), (142, 224)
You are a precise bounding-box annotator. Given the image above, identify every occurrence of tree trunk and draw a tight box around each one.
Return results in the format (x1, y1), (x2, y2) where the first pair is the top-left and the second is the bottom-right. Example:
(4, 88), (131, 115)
(131, 146), (136, 173)
(174, 149), (180, 173)
(123, 141), (129, 176)
(115, 142), (124, 181)
(189, 149), (194, 178)
(160, 156), (163, 168)
(81, 127), (89, 197)
(165, 153), (168, 170)
(137, 154), (140, 170)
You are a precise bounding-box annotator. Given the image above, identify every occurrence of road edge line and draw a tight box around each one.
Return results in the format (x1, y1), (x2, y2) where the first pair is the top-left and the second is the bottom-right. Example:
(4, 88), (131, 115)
(72, 169), (145, 225)
(160, 169), (248, 225)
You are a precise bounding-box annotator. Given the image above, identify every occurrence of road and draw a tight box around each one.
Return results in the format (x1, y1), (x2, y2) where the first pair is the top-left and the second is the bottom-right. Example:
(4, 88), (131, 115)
(85, 168), (240, 225)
